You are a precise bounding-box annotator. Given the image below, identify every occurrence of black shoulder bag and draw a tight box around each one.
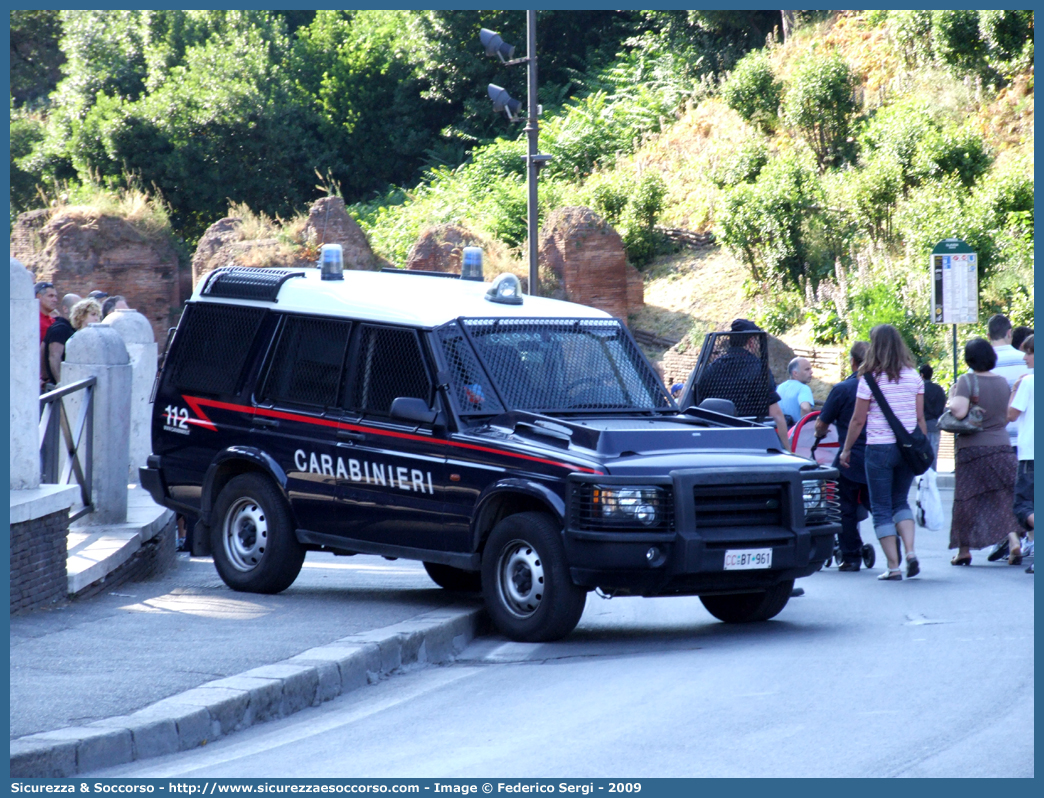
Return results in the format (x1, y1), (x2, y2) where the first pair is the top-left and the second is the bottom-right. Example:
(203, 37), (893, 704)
(864, 373), (934, 476)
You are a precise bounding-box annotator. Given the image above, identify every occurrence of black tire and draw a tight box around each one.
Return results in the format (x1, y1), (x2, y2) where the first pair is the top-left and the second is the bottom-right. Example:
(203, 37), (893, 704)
(481, 512), (587, 642)
(699, 579), (794, 623)
(861, 544), (876, 569)
(423, 562), (482, 592)
(210, 473), (305, 594)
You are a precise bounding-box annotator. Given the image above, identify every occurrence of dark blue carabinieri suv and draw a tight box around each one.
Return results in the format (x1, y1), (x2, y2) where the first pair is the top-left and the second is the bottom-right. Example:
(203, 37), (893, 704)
(141, 265), (841, 641)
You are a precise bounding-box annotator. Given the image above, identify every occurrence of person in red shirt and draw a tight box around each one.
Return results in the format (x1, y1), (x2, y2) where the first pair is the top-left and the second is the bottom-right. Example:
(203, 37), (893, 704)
(35, 282), (58, 340)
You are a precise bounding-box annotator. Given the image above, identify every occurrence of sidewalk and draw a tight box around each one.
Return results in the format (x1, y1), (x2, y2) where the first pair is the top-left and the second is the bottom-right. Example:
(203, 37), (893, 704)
(10, 549), (486, 777)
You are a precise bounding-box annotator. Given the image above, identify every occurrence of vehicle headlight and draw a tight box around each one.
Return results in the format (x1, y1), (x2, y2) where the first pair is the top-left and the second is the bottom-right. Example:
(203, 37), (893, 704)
(803, 479), (838, 524)
(592, 486), (662, 527)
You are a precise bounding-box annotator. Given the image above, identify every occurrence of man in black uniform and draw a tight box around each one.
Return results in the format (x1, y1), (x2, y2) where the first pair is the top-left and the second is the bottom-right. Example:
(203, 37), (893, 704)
(918, 363), (947, 469)
(815, 341), (870, 571)
(695, 319), (790, 451)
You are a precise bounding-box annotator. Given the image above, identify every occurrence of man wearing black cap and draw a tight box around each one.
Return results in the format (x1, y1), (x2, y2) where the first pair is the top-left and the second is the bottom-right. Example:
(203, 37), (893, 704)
(696, 318), (790, 451)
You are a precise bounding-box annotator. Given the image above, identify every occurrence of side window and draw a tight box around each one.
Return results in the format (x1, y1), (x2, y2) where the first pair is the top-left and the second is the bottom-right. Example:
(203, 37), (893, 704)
(348, 325), (433, 416)
(166, 303), (267, 396)
(260, 315), (352, 408)
(436, 322), (504, 415)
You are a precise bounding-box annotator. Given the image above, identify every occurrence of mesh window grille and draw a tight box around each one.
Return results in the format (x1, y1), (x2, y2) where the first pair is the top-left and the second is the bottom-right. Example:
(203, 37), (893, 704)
(261, 316), (352, 408)
(435, 323), (504, 416)
(692, 331), (773, 418)
(461, 319), (670, 412)
(166, 303), (267, 396)
(350, 326), (433, 415)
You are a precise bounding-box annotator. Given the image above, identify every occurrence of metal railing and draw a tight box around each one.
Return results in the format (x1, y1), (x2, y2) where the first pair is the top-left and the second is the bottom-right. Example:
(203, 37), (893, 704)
(39, 376), (95, 522)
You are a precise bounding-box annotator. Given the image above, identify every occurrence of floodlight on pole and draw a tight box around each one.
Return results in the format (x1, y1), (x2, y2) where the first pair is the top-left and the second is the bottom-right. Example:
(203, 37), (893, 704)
(479, 12), (548, 297)
(479, 28), (515, 62)
(487, 84), (521, 121)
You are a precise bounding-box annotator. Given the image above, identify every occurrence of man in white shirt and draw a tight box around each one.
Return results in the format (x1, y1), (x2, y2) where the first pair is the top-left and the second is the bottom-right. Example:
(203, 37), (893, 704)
(1008, 335), (1034, 573)
(777, 357), (814, 426)
(989, 314), (1028, 442)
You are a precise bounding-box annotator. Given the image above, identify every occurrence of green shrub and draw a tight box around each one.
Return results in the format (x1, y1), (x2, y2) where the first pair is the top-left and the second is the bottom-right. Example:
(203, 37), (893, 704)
(891, 10), (933, 65)
(783, 51), (856, 169)
(846, 279), (933, 364)
(756, 292), (805, 335)
(859, 98), (937, 186)
(931, 10), (989, 79)
(620, 172), (668, 268)
(720, 50), (781, 131)
(979, 10), (1034, 76)
(711, 137), (768, 188)
(589, 179), (629, 225)
(808, 304), (848, 345)
(844, 154), (903, 243)
(917, 124), (992, 187)
(718, 152), (824, 290)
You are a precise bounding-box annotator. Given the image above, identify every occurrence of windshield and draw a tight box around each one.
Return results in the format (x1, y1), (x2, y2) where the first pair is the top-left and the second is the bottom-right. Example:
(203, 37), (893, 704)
(437, 318), (673, 415)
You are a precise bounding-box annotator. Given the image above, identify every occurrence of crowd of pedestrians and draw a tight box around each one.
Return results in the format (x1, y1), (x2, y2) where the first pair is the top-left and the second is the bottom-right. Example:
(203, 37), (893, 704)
(671, 312), (1033, 582)
(36, 282), (129, 391)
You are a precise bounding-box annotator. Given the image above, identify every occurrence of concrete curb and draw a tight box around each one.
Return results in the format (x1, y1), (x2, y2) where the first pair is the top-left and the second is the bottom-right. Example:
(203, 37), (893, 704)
(10, 605), (488, 777)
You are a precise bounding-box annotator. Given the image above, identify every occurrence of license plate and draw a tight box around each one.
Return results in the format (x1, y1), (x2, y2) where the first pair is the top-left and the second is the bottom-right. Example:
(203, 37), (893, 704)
(723, 548), (773, 570)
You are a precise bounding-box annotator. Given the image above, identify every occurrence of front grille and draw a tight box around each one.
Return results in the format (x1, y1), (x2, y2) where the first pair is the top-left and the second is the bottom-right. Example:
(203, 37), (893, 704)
(693, 484), (784, 528)
(570, 483), (674, 532)
(805, 479), (841, 525)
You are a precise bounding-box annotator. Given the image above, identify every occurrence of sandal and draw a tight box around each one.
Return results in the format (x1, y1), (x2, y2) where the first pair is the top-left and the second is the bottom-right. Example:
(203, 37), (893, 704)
(906, 555), (920, 578)
(1008, 547), (1023, 566)
(950, 555), (972, 566)
(878, 568), (902, 581)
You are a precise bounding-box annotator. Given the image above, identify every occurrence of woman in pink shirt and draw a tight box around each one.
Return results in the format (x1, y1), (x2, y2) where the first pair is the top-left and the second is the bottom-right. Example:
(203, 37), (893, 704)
(840, 325), (927, 581)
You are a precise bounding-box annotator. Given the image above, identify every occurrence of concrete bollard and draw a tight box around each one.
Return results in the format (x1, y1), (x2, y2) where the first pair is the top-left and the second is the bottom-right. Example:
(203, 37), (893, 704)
(62, 325), (132, 525)
(10, 258), (41, 490)
(102, 309), (157, 483)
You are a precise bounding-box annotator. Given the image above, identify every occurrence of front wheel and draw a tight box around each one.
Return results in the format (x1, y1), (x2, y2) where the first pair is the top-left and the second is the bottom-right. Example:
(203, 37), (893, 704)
(699, 580), (794, 623)
(481, 512), (587, 642)
(423, 562), (482, 592)
(211, 473), (305, 594)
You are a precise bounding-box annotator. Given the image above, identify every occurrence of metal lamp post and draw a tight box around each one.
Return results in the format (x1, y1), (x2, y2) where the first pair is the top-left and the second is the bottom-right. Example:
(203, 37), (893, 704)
(481, 11), (550, 296)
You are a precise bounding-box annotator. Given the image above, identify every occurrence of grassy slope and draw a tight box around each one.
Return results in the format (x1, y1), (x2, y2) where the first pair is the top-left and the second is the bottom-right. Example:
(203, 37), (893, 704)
(626, 11), (1033, 385)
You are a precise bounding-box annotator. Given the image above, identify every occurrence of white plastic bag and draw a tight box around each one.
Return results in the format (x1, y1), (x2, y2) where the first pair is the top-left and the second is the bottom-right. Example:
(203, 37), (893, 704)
(916, 469), (944, 531)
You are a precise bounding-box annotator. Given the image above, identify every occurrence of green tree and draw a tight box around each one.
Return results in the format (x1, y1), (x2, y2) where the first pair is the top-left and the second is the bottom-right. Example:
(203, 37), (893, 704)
(783, 51), (856, 170)
(10, 10), (64, 106)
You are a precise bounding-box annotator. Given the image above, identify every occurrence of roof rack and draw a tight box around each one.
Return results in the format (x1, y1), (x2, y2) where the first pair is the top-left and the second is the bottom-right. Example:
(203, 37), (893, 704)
(202, 266), (306, 302)
(381, 267), (460, 280)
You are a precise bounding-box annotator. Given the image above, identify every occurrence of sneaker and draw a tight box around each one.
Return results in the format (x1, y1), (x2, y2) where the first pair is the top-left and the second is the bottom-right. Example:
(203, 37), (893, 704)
(838, 561), (860, 572)
(878, 569), (902, 581)
(906, 555), (920, 579)
(1026, 565), (1034, 574)
(987, 540), (1010, 562)
(1023, 540), (1034, 558)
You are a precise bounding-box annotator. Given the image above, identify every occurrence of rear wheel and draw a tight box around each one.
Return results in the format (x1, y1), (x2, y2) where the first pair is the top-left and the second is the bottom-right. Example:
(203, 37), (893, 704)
(481, 512), (587, 642)
(211, 473), (305, 594)
(699, 580), (794, 623)
(423, 562), (482, 592)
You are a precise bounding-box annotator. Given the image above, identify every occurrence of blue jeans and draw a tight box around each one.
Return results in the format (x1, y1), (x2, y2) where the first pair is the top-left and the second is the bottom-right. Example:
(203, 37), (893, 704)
(864, 443), (916, 539)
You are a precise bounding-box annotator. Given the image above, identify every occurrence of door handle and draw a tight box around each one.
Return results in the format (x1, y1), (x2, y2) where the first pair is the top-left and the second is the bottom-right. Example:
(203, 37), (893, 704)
(337, 429), (365, 442)
(252, 417), (279, 429)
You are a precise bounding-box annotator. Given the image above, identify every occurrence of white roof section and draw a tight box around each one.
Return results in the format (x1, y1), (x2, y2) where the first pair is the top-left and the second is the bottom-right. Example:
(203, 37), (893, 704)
(192, 266), (615, 328)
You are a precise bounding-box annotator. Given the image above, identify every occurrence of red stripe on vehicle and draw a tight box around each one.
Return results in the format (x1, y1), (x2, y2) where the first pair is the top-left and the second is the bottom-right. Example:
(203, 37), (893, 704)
(181, 395), (602, 474)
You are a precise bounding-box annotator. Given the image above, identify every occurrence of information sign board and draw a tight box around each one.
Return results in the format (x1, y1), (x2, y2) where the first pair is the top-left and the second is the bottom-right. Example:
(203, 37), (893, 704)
(931, 239), (978, 324)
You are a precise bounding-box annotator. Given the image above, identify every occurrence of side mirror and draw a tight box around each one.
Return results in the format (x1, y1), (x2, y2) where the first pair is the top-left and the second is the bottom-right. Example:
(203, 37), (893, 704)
(390, 397), (438, 425)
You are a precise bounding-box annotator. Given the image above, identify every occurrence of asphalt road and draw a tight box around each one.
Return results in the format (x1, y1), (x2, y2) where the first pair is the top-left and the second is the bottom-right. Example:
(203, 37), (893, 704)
(92, 512), (1034, 779)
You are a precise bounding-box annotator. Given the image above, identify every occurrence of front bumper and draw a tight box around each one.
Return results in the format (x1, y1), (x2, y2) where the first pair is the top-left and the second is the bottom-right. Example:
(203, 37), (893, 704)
(564, 466), (840, 596)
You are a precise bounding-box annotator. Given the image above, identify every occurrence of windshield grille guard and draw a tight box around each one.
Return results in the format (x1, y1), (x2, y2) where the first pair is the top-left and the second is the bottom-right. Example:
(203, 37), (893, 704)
(435, 317), (673, 416)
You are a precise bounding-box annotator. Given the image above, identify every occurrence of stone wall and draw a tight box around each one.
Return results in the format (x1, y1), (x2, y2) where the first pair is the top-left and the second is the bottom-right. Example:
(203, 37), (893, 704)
(10, 510), (69, 614)
(538, 207), (644, 324)
(11, 209), (181, 346)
